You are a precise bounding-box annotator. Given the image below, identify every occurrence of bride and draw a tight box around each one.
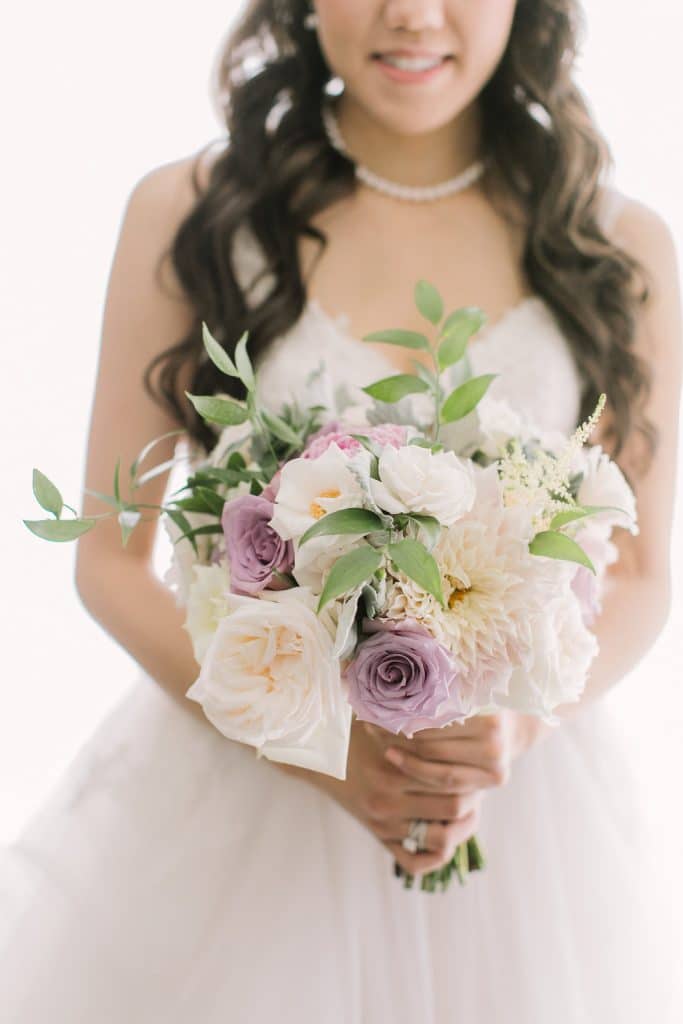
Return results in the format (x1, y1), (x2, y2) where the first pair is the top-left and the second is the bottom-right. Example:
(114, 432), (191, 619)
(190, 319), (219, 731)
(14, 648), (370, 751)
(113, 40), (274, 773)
(2, 0), (681, 1020)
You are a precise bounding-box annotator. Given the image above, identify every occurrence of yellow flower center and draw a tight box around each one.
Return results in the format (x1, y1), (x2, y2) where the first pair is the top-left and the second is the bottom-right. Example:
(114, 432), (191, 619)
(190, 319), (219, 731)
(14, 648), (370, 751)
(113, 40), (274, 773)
(445, 574), (472, 609)
(309, 488), (341, 520)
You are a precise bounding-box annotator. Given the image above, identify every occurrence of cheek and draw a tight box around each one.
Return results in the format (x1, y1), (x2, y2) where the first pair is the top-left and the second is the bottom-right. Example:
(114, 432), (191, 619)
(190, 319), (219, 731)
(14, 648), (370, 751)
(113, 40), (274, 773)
(314, 0), (375, 78)
(457, 0), (517, 86)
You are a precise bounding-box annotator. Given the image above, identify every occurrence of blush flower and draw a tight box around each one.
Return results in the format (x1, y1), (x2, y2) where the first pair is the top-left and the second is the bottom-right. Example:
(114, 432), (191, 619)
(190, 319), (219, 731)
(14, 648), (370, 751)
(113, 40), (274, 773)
(302, 421), (408, 461)
(570, 522), (618, 626)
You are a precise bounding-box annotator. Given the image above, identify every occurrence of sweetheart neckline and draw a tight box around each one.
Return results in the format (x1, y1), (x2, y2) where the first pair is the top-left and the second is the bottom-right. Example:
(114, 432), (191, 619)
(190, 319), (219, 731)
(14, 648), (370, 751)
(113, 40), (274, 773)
(302, 293), (550, 372)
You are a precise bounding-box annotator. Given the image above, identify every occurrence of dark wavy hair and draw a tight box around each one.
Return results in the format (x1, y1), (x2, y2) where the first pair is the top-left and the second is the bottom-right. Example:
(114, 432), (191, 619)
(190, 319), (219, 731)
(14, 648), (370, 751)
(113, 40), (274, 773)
(144, 0), (656, 474)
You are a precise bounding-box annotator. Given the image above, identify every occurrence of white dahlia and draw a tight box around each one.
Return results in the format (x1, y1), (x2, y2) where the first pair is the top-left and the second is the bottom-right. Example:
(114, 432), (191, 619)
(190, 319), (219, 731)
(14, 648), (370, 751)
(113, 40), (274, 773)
(384, 465), (582, 717)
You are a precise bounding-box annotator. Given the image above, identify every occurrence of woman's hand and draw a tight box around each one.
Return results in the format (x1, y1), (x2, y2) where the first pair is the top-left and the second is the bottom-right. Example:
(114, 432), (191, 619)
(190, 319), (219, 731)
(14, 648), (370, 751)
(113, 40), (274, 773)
(365, 710), (554, 793)
(277, 716), (484, 877)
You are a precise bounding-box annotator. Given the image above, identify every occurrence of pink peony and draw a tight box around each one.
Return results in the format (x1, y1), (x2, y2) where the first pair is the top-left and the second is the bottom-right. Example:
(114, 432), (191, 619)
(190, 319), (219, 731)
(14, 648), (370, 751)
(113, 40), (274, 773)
(302, 420), (407, 461)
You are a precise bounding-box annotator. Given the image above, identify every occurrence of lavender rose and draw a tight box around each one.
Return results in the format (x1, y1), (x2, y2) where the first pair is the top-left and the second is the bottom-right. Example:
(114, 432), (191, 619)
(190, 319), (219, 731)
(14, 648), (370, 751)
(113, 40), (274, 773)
(221, 494), (293, 596)
(343, 619), (458, 736)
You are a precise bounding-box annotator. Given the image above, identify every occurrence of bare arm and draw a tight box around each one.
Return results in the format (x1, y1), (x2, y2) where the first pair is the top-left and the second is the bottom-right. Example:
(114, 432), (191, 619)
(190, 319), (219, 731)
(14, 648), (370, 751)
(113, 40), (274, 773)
(74, 149), (217, 729)
(529, 197), (682, 740)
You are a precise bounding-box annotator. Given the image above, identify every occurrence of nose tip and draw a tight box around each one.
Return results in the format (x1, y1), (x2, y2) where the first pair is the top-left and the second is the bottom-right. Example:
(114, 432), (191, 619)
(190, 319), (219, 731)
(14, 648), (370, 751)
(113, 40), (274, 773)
(384, 1), (446, 32)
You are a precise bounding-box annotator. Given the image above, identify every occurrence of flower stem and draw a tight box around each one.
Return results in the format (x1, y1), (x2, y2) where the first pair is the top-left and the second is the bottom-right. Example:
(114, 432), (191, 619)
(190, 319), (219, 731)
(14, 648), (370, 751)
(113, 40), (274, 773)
(393, 833), (486, 893)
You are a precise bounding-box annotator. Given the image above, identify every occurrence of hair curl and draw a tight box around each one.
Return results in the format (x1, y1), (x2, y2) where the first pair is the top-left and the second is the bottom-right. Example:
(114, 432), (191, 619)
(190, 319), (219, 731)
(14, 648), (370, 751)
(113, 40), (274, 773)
(144, 0), (656, 474)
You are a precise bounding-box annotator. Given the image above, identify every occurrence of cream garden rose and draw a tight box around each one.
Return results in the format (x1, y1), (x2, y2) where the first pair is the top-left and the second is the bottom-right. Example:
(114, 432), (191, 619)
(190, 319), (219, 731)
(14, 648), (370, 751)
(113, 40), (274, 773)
(185, 587), (352, 779)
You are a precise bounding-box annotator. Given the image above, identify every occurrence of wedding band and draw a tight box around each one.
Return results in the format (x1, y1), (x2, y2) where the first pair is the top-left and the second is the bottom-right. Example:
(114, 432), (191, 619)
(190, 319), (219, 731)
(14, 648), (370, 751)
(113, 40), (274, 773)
(402, 819), (428, 854)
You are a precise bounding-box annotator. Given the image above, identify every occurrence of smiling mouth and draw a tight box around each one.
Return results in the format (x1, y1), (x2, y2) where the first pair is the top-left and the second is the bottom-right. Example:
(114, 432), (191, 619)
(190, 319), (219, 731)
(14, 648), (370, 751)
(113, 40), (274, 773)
(371, 53), (454, 67)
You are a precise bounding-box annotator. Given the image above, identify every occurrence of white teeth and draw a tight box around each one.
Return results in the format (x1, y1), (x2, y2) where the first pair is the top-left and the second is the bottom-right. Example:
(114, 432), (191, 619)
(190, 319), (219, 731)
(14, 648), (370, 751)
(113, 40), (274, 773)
(380, 55), (444, 72)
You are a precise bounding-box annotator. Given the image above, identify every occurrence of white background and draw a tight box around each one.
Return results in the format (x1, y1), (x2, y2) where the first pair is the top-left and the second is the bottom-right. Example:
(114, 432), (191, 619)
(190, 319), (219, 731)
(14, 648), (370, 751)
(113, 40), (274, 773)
(2, 0), (682, 948)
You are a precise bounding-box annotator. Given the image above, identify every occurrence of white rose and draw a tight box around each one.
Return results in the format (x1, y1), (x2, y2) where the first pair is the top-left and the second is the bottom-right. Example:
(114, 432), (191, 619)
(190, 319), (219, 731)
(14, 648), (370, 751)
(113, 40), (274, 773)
(370, 445), (476, 526)
(270, 442), (370, 541)
(499, 586), (599, 721)
(185, 587), (352, 779)
(183, 562), (232, 663)
(576, 445), (638, 535)
(475, 396), (525, 458)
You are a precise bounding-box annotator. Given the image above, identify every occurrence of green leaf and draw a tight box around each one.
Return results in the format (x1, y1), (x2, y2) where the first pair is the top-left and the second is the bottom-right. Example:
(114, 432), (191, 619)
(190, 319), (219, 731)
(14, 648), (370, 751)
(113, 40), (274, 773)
(23, 518), (96, 542)
(165, 508), (198, 556)
(349, 434), (382, 458)
(361, 328), (430, 351)
(408, 438), (444, 452)
(129, 428), (186, 486)
(261, 410), (301, 447)
(202, 322), (239, 377)
(189, 467), (256, 488)
(387, 538), (445, 606)
(362, 374), (430, 403)
(174, 523), (224, 543)
(548, 506), (597, 530)
(113, 458), (121, 505)
(440, 374), (497, 423)
(412, 361), (438, 388)
(136, 456), (182, 488)
(234, 330), (255, 391)
(317, 545), (383, 612)
(185, 392), (249, 426)
(32, 469), (63, 518)
(173, 495), (219, 514)
(415, 280), (443, 325)
(227, 451), (247, 471)
(440, 306), (486, 339)
(300, 508), (383, 547)
(194, 486), (225, 516)
(549, 504), (624, 530)
(83, 487), (120, 508)
(406, 514), (442, 549)
(437, 308), (486, 371)
(529, 531), (596, 574)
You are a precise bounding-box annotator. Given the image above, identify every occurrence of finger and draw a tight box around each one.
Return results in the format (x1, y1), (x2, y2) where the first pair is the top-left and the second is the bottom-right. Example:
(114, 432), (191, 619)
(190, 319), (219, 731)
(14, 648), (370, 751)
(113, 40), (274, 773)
(397, 789), (477, 823)
(374, 807), (480, 852)
(364, 722), (480, 752)
(385, 746), (494, 792)
(383, 812), (478, 874)
(384, 842), (450, 877)
(398, 737), (492, 767)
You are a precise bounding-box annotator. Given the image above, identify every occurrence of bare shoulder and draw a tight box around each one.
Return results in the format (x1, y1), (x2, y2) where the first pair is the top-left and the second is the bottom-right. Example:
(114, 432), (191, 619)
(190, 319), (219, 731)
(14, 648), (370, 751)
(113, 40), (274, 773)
(610, 192), (679, 272)
(125, 140), (224, 228)
(606, 191), (679, 298)
(597, 190), (681, 360)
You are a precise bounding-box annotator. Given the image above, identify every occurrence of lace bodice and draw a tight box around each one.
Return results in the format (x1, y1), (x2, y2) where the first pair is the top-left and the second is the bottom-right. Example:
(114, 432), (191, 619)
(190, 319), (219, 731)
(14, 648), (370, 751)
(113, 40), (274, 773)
(231, 189), (624, 437)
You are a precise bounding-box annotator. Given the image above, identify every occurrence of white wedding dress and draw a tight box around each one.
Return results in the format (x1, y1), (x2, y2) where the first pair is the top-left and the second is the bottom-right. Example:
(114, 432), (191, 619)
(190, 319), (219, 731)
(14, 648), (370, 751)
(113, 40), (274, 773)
(1, 198), (680, 1022)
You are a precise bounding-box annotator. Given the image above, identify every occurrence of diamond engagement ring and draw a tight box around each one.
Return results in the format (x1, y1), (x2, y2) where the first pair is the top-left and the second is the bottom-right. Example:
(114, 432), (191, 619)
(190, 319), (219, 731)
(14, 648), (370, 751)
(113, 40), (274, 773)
(402, 819), (428, 855)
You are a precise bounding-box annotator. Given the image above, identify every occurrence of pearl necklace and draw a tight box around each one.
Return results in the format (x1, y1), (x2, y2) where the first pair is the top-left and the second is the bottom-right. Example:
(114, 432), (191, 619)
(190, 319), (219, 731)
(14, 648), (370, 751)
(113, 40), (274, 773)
(321, 102), (486, 203)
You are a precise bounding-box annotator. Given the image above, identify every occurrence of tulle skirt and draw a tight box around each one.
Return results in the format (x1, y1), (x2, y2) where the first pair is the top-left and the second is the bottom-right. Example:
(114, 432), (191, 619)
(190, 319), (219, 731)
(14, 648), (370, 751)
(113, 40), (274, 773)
(0, 671), (679, 1023)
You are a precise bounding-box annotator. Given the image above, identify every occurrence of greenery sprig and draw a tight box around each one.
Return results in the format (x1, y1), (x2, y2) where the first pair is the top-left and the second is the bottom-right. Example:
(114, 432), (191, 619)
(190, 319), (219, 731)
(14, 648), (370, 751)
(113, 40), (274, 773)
(24, 279), (622, 581)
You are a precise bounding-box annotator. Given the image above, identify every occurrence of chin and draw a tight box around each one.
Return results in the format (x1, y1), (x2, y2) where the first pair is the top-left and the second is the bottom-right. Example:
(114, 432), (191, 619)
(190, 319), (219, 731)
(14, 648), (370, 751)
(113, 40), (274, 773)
(353, 90), (473, 138)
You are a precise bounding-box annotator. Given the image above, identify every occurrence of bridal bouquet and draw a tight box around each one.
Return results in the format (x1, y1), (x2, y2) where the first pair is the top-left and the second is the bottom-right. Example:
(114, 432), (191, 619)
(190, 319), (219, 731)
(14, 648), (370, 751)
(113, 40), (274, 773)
(24, 280), (637, 892)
